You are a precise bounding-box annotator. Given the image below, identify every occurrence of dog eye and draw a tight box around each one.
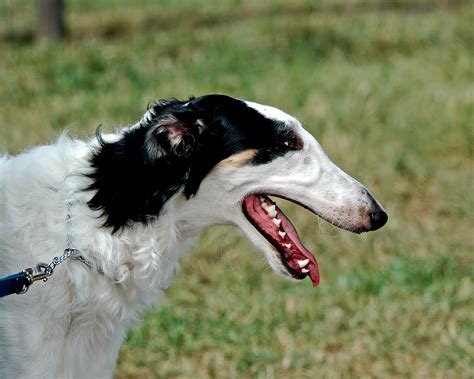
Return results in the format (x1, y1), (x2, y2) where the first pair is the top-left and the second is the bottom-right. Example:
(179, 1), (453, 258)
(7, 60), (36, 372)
(282, 135), (302, 150)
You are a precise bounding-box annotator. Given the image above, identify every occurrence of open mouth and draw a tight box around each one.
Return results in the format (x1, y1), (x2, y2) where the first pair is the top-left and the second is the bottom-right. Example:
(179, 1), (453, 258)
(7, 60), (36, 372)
(242, 194), (320, 287)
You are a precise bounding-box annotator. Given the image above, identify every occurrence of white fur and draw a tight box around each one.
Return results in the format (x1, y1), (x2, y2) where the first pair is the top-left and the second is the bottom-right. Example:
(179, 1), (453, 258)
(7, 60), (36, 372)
(0, 136), (184, 377)
(0, 104), (380, 378)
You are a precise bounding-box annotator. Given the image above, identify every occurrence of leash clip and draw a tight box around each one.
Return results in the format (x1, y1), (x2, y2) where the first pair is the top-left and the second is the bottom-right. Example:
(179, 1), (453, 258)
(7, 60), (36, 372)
(14, 264), (52, 295)
(25, 263), (53, 284)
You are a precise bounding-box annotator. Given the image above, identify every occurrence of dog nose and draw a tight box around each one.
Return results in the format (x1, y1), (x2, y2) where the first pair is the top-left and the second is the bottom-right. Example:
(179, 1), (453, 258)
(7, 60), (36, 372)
(369, 209), (388, 230)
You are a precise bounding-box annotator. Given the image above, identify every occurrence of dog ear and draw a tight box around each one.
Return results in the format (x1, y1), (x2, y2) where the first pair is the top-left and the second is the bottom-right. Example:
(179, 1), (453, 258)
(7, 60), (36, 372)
(145, 112), (207, 159)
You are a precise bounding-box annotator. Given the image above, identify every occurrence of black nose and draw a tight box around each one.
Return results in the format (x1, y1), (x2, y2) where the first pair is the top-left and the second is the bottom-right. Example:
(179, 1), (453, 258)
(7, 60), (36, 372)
(369, 210), (388, 230)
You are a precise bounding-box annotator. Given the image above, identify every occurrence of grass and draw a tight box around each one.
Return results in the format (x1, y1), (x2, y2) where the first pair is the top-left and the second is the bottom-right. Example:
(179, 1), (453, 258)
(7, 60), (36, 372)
(1, 0), (473, 377)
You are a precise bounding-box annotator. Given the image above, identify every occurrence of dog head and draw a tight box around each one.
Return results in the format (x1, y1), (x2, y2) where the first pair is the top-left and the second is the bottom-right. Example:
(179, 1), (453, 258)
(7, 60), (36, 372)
(88, 94), (387, 286)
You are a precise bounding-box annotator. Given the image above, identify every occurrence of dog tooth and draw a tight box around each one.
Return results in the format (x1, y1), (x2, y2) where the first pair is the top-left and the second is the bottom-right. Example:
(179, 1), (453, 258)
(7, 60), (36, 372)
(262, 203), (276, 217)
(265, 204), (276, 215)
(273, 218), (281, 227)
(301, 268), (309, 274)
(297, 259), (310, 268)
(278, 231), (286, 239)
(284, 243), (292, 249)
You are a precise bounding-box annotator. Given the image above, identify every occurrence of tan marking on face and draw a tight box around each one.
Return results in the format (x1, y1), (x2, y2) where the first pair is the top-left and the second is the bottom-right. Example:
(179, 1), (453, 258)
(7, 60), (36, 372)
(217, 149), (257, 168)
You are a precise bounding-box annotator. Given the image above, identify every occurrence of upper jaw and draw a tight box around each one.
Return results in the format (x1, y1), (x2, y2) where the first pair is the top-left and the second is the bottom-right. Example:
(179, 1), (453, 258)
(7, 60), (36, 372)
(262, 181), (388, 234)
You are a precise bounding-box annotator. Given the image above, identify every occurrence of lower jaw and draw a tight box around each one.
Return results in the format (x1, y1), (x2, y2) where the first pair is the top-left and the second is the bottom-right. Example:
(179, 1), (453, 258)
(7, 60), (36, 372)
(272, 247), (307, 280)
(241, 194), (320, 286)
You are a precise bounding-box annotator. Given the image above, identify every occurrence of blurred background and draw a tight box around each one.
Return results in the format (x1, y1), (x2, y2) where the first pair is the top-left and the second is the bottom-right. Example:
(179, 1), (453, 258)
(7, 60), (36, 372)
(1, 0), (472, 377)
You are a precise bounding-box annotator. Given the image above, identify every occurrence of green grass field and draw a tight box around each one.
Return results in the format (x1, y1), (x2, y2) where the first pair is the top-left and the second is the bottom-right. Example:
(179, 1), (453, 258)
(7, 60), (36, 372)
(1, 1), (473, 377)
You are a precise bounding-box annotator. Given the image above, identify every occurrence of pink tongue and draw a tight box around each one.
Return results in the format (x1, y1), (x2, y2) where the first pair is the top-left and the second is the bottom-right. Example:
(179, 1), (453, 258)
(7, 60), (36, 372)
(279, 211), (320, 287)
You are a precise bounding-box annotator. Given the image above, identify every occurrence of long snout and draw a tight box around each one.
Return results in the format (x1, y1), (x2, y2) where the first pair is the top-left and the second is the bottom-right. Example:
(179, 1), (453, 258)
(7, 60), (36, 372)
(307, 167), (388, 234)
(277, 146), (388, 234)
(283, 129), (388, 233)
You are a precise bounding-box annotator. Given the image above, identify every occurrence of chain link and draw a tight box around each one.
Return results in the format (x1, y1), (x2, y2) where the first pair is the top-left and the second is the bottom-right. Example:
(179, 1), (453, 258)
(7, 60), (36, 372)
(66, 201), (75, 250)
(44, 247), (78, 276)
(73, 255), (104, 274)
(37, 202), (79, 278)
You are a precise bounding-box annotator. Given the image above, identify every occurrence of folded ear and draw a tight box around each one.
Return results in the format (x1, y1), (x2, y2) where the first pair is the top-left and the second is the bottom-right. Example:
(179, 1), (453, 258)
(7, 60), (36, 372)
(145, 112), (206, 159)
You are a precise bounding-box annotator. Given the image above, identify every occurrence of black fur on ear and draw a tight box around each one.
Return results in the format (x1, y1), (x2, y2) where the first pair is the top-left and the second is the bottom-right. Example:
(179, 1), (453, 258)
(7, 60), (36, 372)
(138, 98), (206, 161)
(144, 112), (206, 160)
(86, 98), (211, 232)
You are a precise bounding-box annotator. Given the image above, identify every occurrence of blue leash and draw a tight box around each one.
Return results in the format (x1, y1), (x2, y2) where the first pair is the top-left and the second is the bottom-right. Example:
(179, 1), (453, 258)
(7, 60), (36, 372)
(0, 262), (53, 298)
(0, 251), (103, 298)
(0, 271), (32, 298)
(0, 249), (79, 298)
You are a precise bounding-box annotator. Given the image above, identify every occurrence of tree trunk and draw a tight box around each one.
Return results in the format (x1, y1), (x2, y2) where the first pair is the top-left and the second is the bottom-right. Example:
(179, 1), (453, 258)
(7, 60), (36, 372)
(36, 0), (65, 42)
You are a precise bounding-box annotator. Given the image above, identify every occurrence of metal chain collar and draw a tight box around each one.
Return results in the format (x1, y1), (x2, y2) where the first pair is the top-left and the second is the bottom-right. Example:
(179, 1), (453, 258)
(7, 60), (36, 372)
(44, 247), (79, 276)
(22, 201), (103, 291)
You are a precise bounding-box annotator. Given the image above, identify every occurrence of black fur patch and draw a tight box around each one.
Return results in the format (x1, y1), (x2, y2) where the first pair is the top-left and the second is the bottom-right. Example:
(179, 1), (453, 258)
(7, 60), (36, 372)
(86, 94), (302, 231)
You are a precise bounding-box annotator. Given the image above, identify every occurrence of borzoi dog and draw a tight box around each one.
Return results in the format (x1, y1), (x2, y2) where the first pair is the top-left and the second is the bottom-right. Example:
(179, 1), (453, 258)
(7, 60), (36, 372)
(0, 94), (387, 377)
